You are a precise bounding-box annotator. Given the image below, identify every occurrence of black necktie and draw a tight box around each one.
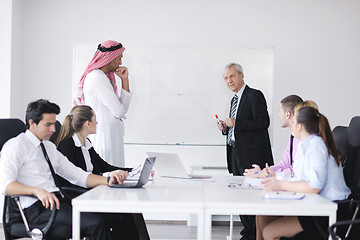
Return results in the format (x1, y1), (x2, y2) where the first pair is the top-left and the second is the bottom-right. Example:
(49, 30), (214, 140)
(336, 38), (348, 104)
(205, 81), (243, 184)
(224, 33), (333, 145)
(227, 95), (238, 146)
(40, 142), (63, 195)
(290, 135), (294, 165)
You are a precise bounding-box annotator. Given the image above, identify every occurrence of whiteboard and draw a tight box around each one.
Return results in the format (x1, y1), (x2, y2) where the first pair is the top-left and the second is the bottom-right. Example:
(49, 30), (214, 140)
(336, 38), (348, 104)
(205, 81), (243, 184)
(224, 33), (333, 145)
(73, 44), (273, 146)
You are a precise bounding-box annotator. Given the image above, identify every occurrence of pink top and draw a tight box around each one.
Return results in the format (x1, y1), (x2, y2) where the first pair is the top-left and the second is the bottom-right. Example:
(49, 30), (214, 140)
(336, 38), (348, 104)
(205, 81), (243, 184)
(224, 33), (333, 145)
(270, 135), (300, 175)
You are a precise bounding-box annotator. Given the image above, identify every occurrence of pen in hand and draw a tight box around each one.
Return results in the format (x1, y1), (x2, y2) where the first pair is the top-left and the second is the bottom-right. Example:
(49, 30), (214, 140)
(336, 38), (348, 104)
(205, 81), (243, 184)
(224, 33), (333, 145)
(254, 170), (264, 174)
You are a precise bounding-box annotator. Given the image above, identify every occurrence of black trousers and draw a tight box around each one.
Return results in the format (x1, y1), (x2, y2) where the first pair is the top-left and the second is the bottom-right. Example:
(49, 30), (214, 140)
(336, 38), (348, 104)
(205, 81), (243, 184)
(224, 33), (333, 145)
(231, 148), (256, 240)
(24, 196), (142, 240)
(231, 146), (245, 176)
(239, 215), (256, 240)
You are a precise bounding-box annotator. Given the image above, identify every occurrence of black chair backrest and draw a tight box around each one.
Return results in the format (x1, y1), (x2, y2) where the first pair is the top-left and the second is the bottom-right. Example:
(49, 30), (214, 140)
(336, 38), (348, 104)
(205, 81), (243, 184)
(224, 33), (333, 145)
(348, 116), (360, 148)
(332, 117), (360, 200)
(49, 120), (61, 144)
(332, 125), (350, 165)
(0, 118), (27, 151)
(346, 116), (360, 199)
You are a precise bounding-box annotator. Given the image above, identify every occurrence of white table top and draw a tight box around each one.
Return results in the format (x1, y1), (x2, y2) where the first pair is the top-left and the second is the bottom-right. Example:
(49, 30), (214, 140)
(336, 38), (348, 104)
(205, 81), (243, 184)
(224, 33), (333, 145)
(73, 175), (337, 216)
(72, 175), (338, 240)
(203, 176), (337, 216)
(72, 177), (205, 213)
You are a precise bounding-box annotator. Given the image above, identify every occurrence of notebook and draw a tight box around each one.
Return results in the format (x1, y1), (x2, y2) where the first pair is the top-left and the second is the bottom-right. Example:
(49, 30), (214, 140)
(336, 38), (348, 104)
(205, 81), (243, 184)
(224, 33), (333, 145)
(146, 152), (211, 179)
(109, 157), (155, 188)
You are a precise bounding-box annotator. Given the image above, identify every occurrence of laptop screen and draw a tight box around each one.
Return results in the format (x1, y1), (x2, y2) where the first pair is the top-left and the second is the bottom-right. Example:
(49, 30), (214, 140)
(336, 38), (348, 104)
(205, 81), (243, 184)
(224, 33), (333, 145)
(137, 157), (156, 186)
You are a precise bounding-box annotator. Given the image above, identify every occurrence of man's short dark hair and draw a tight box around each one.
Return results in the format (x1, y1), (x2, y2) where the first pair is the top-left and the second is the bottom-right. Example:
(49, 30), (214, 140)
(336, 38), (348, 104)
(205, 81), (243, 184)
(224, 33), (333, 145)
(280, 95), (303, 113)
(25, 99), (60, 128)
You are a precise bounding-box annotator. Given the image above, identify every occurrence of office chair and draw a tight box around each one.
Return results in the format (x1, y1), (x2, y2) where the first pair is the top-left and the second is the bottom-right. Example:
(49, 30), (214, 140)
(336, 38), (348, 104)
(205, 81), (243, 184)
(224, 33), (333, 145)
(331, 116), (360, 240)
(0, 118), (70, 240)
(0, 118), (26, 150)
(329, 217), (360, 240)
(49, 120), (61, 144)
(345, 116), (360, 199)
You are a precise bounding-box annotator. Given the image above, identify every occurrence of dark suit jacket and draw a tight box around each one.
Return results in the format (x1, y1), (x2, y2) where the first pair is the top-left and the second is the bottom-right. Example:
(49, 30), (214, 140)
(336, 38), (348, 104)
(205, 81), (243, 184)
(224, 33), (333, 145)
(57, 137), (132, 187)
(226, 85), (274, 174)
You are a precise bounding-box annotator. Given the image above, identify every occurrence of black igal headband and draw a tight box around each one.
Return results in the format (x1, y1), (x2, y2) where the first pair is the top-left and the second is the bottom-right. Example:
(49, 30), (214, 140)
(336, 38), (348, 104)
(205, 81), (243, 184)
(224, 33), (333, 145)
(97, 43), (123, 52)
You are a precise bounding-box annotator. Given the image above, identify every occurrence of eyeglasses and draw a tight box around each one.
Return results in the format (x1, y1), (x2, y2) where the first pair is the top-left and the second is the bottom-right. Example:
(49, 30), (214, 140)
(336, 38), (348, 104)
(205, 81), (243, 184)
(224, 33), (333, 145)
(228, 182), (255, 189)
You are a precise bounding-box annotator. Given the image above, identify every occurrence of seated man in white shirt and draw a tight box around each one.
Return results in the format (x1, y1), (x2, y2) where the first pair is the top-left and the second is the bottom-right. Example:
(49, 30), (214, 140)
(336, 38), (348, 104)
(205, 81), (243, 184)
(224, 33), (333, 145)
(0, 99), (137, 240)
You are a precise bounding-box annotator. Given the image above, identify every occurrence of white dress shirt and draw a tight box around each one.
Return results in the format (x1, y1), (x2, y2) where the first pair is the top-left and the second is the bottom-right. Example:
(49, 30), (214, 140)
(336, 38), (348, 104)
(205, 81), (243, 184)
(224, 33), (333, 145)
(0, 130), (90, 208)
(72, 134), (93, 172)
(83, 69), (132, 167)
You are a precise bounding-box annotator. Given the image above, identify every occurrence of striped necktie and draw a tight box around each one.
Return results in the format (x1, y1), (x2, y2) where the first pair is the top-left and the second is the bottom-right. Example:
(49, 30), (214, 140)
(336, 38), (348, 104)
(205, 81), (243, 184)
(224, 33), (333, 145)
(227, 94), (238, 146)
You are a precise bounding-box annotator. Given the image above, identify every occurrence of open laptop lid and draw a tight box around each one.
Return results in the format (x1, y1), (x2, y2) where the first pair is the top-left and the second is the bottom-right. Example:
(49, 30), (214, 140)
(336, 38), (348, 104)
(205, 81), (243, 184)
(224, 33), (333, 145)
(135, 157), (156, 187)
(146, 152), (191, 178)
(109, 157), (155, 188)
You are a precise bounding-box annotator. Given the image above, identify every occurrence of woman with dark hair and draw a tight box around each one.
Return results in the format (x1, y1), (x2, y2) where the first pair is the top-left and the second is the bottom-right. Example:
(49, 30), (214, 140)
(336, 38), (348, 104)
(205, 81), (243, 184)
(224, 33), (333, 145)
(256, 106), (350, 240)
(56, 105), (149, 240)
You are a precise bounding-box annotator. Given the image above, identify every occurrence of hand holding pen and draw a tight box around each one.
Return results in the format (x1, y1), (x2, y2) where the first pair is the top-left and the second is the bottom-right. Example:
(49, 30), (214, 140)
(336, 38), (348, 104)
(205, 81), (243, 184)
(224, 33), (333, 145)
(215, 115), (227, 131)
(244, 163), (273, 178)
(264, 163), (274, 176)
(243, 164), (262, 177)
(260, 175), (280, 191)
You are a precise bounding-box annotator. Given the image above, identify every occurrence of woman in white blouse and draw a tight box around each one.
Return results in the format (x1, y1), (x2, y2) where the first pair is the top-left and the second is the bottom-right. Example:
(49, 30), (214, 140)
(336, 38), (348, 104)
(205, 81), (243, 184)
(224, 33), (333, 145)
(56, 105), (149, 240)
(256, 106), (350, 240)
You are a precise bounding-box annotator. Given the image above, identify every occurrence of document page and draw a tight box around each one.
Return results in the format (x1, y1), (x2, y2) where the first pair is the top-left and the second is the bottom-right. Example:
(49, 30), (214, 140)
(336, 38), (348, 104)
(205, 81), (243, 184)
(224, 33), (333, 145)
(263, 191), (305, 200)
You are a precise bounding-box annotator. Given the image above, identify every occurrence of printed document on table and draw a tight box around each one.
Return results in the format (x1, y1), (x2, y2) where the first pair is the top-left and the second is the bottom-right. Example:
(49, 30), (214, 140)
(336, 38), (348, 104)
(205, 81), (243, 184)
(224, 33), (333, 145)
(263, 191), (305, 200)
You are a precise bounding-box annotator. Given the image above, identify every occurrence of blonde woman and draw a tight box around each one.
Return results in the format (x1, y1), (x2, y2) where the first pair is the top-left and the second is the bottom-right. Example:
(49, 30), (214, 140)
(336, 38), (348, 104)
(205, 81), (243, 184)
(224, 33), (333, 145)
(56, 105), (149, 240)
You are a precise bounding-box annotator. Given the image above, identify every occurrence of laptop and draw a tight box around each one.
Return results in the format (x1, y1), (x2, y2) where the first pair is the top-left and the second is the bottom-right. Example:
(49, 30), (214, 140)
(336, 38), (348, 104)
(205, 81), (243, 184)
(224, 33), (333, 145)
(146, 152), (211, 179)
(109, 157), (155, 188)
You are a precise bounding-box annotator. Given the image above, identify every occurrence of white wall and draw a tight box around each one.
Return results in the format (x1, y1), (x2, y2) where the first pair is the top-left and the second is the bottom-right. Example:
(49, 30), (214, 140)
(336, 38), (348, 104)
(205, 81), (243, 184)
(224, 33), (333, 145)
(3, 0), (360, 224)
(10, 0), (360, 163)
(0, 0), (12, 118)
(4, 0), (360, 161)
(10, 0), (24, 118)
(0, 0), (14, 224)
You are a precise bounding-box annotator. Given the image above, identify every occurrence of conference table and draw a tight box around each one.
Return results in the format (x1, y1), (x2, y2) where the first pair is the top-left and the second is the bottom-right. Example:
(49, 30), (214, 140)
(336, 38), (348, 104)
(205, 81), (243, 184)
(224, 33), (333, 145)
(72, 177), (205, 240)
(203, 176), (338, 239)
(72, 176), (337, 240)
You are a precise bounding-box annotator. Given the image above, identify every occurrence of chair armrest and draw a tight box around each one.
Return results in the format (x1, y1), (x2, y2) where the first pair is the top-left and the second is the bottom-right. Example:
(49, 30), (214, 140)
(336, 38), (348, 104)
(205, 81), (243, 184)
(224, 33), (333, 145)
(336, 199), (360, 213)
(61, 186), (88, 200)
(61, 186), (88, 194)
(336, 199), (360, 205)
(5, 195), (57, 238)
(329, 219), (360, 239)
